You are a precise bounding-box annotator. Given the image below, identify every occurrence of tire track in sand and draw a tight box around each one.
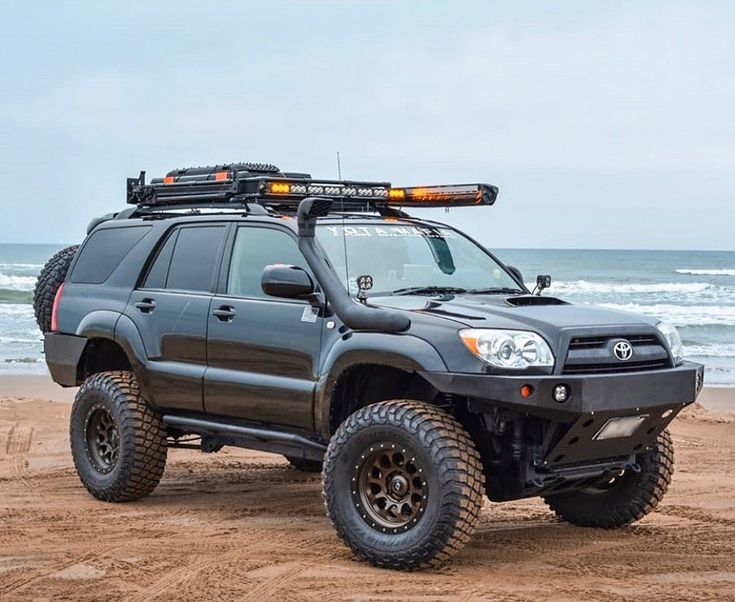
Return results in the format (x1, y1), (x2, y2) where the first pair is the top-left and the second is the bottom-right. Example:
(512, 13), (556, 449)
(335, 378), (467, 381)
(4, 423), (33, 488)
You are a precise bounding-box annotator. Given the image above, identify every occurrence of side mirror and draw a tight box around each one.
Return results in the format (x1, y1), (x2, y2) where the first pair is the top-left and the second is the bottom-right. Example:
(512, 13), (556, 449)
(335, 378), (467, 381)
(535, 274), (552, 295)
(506, 265), (524, 286)
(261, 264), (315, 299)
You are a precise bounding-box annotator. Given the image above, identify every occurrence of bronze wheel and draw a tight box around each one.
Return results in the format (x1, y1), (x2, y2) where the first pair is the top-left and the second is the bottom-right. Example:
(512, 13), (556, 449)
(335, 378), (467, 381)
(322, 400), (485, 570)
(85, 405), (120, 474)
(355, 444), (427, 533)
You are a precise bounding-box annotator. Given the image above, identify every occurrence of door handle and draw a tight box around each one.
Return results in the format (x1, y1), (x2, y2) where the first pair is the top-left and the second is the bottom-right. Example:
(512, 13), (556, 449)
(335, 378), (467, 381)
(212, 305), (236, 321)
(135, 298), (156, 313)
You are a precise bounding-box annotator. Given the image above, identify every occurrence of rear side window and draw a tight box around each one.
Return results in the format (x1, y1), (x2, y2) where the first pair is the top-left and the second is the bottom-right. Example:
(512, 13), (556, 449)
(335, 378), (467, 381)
(143, 225), (225, 292)
(70, 226), (151, 284)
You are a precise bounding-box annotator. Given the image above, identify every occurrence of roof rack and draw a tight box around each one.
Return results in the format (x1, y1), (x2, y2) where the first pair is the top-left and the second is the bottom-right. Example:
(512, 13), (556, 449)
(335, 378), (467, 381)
(126, 163), (498, 213)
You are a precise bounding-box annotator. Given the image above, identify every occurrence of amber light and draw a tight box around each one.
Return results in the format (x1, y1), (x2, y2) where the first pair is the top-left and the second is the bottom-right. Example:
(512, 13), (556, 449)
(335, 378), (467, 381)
(270, 182), (291, 194)
(214, 171), (229, 181)
(388, 189), (406, 201)
(411, 187), (480, 203)
(520, 385), (534, 398)
(163, 176), (175, 184)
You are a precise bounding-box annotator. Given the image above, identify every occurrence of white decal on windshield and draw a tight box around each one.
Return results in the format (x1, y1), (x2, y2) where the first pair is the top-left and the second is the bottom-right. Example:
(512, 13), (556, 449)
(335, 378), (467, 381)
(324, 225), (456, 239)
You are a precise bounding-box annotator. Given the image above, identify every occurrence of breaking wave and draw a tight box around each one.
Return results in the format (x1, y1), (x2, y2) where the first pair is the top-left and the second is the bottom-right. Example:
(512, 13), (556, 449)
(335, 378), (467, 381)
(0, 274), (36, 291)
(601, 303), (735, 327)
(675, 268), (735, 276)
(552, 280), (714, 295)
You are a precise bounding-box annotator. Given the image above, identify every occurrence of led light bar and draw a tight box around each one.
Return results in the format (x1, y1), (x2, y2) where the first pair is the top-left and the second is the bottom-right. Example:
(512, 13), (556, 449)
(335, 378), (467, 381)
(263, 180), (390, 199)
(386, 183), (498, 207)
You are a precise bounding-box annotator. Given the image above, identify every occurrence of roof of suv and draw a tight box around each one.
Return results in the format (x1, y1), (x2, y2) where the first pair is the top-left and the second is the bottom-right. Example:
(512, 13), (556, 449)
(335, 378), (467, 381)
(95, 209), (456, 236)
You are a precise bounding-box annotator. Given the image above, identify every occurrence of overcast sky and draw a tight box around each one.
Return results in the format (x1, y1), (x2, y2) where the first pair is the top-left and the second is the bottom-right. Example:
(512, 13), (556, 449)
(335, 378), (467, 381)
(1, 1), (733, 249)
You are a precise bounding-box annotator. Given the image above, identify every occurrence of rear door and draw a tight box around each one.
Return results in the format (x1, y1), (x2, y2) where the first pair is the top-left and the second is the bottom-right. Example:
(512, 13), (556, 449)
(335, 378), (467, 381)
(126, 223), (227, 411)
(204, 224), (322, 430)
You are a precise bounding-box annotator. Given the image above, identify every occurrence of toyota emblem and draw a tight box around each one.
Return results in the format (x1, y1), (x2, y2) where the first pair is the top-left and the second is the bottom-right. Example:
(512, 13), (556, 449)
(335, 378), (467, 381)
(613, 340), (633, 361)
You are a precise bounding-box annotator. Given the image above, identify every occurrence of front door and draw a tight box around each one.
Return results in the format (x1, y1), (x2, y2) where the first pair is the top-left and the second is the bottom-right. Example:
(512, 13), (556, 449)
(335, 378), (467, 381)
(127, 223), (227, 411)
(205, 225), (322, 430)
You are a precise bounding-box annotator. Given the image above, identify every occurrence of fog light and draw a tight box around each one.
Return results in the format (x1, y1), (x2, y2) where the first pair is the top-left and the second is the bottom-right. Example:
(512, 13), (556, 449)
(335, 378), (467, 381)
(553, 384), (570, 404)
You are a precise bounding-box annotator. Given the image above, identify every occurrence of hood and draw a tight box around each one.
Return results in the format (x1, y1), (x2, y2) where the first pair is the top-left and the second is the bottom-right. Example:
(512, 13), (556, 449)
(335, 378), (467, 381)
(369, 293), (660, 339)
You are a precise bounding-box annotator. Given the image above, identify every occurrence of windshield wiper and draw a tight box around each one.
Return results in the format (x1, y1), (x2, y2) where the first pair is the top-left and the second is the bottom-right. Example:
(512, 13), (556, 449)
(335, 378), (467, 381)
(391, 286), (468, 296)
(467, 287), (525, 295)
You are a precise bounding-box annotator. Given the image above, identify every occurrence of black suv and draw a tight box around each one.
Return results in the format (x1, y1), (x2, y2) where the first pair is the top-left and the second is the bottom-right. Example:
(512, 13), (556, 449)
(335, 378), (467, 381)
(37, 163), (703, 570)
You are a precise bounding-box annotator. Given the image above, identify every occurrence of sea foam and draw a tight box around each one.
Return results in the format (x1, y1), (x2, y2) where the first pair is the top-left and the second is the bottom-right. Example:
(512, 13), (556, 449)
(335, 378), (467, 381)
(675, 268), (735, 276)
(552, 280), (713, 294)
(601, 303), (735, 327)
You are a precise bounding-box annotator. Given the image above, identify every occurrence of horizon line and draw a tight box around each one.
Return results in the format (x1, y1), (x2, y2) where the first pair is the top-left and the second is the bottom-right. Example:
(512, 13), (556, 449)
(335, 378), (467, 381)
(2, 243), (734, 253)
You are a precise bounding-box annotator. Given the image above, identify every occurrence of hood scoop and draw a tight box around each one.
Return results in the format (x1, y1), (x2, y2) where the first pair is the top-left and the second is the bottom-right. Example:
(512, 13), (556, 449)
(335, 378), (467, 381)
(505, 295), (568, 307)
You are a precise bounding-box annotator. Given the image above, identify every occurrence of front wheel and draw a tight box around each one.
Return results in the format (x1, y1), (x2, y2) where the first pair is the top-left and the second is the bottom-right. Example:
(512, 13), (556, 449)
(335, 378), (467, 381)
(543, 429), (674, 528)
(322, 400), (485, 570)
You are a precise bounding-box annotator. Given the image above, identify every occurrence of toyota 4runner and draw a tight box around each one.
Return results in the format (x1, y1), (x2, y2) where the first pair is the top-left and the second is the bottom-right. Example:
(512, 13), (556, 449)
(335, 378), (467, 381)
(37, 162), (704, 570)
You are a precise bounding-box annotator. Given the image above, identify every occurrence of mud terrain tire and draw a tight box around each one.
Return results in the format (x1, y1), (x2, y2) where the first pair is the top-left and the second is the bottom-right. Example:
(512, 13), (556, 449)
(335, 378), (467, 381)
(70, 371), (167, 502)
(33, 245), (79, 333)
(322, 400), (485, 570)
(543, 429), (674, 528)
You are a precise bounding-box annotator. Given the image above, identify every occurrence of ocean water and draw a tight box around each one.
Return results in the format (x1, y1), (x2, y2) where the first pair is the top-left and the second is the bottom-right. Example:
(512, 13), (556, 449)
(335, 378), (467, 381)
(1, 244), (734, 384)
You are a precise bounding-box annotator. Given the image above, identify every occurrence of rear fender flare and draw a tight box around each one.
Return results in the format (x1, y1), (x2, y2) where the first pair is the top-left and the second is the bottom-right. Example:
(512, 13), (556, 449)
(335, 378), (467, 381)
(314, 333), (447, 439)
(75, 310), (121, 341)
(73, 312), (147, 392)
(114, 314), (157, 407)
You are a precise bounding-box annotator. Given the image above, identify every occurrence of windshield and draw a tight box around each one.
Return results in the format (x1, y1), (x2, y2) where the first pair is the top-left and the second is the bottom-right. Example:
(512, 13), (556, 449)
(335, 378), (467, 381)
(316, 223), (523, 296)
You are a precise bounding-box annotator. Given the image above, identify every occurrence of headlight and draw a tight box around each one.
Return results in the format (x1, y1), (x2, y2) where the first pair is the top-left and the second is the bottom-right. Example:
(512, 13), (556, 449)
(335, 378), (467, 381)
(656, 321), (683, 364)
(460, 329), (554, 369)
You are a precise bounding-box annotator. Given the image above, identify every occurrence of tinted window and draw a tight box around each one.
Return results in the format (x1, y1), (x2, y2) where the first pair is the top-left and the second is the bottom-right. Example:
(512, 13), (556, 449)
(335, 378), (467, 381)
(142, 229), (178, 289)
(227, 227), (308, 298)
(71, 226), (151, 284)
(166, 226), (226, 292)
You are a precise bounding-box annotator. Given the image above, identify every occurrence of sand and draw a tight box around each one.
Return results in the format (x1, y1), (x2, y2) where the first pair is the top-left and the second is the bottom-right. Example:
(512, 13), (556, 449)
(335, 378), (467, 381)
(1, 378), (734, 601)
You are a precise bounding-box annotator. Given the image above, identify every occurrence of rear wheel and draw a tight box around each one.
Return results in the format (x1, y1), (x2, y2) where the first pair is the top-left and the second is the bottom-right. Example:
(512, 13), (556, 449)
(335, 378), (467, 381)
(543, 429), (674, 528)
(322, 400), (485, 570)
(70, 371), (167, 502)
(33, 245), (79, 333)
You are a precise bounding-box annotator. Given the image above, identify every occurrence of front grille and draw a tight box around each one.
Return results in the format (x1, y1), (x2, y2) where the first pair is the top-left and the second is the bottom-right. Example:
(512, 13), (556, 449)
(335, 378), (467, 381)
(568, 334), (658, 349)
(563, 358), (669, 374)
(563, 334), (670, 375)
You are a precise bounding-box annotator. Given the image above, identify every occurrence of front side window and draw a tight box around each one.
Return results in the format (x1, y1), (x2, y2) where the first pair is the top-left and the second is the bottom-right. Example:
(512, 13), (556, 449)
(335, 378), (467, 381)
(227, 227), (309, 298)
(317, 223), (522, 296)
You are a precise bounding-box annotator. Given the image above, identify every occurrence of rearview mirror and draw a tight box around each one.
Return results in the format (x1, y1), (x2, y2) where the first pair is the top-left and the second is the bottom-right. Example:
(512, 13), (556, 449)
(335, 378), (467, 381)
(261, 265), (315, 299)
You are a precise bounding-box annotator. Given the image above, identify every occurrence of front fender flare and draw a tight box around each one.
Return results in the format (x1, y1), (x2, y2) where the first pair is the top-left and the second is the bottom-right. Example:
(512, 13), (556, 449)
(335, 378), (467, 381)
(314, 332), (447, 439)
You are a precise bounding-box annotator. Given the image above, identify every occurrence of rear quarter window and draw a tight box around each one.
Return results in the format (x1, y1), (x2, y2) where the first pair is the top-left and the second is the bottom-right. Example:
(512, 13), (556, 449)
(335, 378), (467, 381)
(70, 226), (152, 284)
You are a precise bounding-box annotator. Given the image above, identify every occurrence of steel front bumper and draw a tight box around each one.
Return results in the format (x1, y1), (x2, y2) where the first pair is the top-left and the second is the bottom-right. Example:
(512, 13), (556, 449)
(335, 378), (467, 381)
(420, 361), (704, 467)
